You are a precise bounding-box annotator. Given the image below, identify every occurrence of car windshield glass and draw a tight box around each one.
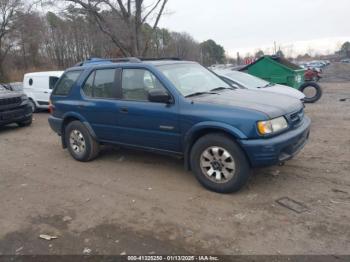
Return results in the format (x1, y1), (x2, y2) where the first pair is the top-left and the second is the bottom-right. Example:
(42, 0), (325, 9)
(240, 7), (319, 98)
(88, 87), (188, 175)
(224, 71), (269, 89)
(157, 63), (231, 97)
(0, 84), (9, 91)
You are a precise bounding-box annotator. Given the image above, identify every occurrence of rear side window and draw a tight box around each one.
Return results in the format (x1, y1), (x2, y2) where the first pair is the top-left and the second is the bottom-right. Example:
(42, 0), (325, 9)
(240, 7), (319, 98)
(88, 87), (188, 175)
(82, 69), (116, 99)
(53, 71), (82, 96)
(49, 76), (60, 89)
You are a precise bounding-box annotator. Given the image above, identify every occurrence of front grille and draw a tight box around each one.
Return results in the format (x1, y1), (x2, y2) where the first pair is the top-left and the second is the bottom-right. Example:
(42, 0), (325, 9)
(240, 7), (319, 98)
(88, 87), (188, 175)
(0, 106), (31, 121)
(288, 108), (304, 127)
(0, 97), (21, 107)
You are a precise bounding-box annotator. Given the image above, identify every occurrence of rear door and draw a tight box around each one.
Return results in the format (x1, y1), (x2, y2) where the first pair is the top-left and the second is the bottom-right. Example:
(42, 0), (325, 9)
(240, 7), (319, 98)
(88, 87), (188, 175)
(79, 68), (121, 141)
(114, 68), (181, 153)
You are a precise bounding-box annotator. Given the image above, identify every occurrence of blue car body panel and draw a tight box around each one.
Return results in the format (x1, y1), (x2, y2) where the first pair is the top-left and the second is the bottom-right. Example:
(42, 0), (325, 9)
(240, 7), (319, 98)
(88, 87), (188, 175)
(49, 60), (311, 168)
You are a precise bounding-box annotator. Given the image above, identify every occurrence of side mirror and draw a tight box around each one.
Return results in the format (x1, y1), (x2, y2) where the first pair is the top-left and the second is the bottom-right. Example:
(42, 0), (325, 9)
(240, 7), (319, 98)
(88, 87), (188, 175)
(148, 89), (172, 104)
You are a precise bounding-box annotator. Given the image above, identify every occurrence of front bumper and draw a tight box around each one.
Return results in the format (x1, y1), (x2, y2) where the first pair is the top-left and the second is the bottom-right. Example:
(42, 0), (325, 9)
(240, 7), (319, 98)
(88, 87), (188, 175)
(239, 116), (311, 167)
(0, 104), (32, 126)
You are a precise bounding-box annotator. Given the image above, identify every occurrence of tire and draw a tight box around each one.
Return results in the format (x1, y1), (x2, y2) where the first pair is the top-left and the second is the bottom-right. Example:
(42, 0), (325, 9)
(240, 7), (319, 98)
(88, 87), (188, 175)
(28, 99), (37, 113)
(299, 82), (323, 103)
(17, 116), (33, 127)
(190, 133), (250, 193)
(64, 121), (100, 162)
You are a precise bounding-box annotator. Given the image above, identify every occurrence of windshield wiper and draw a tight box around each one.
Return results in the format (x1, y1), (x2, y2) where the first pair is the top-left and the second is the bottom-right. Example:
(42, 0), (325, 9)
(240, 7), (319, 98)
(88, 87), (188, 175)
(0, 84), (10, 91)
(259, 83), (275, 88)
(185, 92), (217, 98)
(210, 86), (235, 92)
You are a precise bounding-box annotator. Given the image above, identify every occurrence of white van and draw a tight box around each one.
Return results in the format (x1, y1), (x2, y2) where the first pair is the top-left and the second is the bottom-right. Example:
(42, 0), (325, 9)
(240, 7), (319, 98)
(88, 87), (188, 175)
(23, 71), (63, 112)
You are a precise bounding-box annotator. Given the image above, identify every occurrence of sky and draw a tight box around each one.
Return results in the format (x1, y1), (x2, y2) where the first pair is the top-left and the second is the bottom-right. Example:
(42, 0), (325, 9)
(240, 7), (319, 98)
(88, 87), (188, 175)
(158, 0), (350, 57)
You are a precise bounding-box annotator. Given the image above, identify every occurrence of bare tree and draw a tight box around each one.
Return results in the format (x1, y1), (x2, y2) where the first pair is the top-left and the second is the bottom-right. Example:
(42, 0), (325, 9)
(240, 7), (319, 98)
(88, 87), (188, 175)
(62, 0), (168, 57)
(166, 32), (200, 61)
(0, 0), (22, 80)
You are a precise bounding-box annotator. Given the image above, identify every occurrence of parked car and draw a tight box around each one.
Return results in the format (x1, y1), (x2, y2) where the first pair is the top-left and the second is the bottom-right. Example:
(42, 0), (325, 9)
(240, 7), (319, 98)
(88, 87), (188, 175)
(307, 61), (326, 70)
(240, 56), (322, 103)
(49, 58), (311, 193)
(0, 83), (32, 127)
(11, 82), (23, 91)
(341, 58), (350, 64)
(213, 69), (306, 101)
(23, 71), (63, 112)
(304, 68), (322, 82)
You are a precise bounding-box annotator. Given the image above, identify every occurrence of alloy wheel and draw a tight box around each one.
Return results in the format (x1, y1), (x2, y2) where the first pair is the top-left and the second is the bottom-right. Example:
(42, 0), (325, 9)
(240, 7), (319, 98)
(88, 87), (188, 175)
(69, 130), (86, 155)
(200, 146), (236, 183)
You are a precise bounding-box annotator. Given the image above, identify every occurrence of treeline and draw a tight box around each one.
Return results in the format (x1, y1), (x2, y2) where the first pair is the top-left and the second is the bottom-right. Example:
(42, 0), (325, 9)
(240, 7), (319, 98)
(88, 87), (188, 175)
(0, 0), (226, 82)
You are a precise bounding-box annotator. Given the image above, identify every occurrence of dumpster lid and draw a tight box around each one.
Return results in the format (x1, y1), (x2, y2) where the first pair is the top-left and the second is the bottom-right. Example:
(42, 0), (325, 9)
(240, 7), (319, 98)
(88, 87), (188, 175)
(270, 56), (301, 70)
(239, 55), (302, 71)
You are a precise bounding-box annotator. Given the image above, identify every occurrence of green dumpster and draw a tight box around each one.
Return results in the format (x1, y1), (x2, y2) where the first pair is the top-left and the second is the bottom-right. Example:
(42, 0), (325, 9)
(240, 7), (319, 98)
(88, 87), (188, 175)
(240, 55), (304, 88)
(240, 55), (322, 103)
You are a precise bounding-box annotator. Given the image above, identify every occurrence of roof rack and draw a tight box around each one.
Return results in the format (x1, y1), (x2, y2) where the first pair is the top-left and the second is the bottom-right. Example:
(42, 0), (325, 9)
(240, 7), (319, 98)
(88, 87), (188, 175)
(140, 57), (181, 61)
(74, 57), (181, 67)
(75, 57), (142, 67)
(110, 57), (142, 63)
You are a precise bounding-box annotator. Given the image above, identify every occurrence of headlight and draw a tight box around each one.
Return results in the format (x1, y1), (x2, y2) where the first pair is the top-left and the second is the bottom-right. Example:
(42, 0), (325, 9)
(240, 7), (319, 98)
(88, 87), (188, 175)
(257, 116), (288, 135)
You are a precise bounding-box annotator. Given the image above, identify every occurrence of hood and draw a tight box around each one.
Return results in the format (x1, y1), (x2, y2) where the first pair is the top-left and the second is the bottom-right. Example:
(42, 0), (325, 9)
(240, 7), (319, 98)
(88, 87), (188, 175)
(0, 88), (23, 99)
(261, 84), (305, 100)
(191, 89), (303, 119)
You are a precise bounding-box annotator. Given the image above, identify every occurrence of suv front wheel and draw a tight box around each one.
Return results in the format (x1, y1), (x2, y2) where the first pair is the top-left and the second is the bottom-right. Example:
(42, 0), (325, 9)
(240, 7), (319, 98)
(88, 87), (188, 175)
(190, 133), (250, 193)
(64, 121), (100, 162)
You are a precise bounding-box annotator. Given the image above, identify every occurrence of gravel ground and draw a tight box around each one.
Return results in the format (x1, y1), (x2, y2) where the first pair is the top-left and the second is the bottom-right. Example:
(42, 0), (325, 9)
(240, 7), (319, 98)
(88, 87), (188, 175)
(0, 65), (350, 255)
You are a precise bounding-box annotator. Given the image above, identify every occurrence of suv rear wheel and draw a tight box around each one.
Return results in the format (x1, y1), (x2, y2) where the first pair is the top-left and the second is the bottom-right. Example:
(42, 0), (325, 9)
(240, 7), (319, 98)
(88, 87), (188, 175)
(190, 133), (250, 193)
(64, 121), (100, 162)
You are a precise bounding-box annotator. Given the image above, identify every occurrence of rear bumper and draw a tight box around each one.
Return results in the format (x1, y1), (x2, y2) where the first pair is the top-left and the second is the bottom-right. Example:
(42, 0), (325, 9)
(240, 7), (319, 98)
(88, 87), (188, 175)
(0, 104), (32, 126)
(48, 115), (63, 135)
(239, 116), (311, 167)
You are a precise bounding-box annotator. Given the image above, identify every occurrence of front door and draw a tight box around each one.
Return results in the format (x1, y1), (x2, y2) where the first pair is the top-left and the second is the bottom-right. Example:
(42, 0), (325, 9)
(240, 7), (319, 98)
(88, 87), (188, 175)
(115, 68), (181, 153)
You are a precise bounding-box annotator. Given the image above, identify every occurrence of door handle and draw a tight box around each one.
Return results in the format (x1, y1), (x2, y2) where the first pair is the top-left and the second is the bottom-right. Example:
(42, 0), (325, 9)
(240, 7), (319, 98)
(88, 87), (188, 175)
(44, 91), (49, 94)
(120, 107), (128, 113)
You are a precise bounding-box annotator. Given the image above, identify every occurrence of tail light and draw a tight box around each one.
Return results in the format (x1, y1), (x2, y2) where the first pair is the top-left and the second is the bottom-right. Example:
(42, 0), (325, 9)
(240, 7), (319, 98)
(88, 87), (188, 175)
(48, 100), (53, 114)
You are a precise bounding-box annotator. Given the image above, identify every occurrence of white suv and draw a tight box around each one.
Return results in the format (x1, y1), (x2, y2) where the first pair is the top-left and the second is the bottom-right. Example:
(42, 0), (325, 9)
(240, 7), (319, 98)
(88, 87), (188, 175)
(23, 71), (63, 112)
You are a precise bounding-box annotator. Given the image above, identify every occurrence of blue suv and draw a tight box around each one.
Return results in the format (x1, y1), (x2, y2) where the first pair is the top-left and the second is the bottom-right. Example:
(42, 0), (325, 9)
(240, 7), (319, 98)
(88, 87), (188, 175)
(49, 58), (311, 193)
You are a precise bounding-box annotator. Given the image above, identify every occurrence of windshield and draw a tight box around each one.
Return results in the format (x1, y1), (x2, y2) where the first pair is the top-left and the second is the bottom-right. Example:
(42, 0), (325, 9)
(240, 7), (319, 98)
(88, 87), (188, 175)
(0, 84), (9, 91)
(224, 71), (270, 89)
(157, 63), (231, 97)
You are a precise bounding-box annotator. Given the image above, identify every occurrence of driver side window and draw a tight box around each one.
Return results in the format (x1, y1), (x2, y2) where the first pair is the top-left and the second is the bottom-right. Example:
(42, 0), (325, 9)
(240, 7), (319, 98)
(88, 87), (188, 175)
(122, 69), (167, 101)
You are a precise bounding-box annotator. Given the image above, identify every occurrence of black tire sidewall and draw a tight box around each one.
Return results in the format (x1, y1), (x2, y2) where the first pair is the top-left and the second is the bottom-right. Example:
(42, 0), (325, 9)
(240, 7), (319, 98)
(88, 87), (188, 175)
(65, 121), (95, 162)
(299, 82), (322, 103)
(29, 99), (36, 113)
(17, 116), (33, 127)
(190, 134), (250, 193)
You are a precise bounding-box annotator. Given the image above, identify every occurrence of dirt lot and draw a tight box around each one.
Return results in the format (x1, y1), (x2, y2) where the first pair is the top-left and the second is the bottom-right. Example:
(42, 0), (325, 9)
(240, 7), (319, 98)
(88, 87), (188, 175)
(0, 64), (350, 255)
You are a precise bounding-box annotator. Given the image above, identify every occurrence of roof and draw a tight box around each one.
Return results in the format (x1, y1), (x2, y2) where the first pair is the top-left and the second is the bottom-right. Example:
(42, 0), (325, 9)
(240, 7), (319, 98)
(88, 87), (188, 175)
(24, 71), (64, 77)
(73, 57), (193, 69)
